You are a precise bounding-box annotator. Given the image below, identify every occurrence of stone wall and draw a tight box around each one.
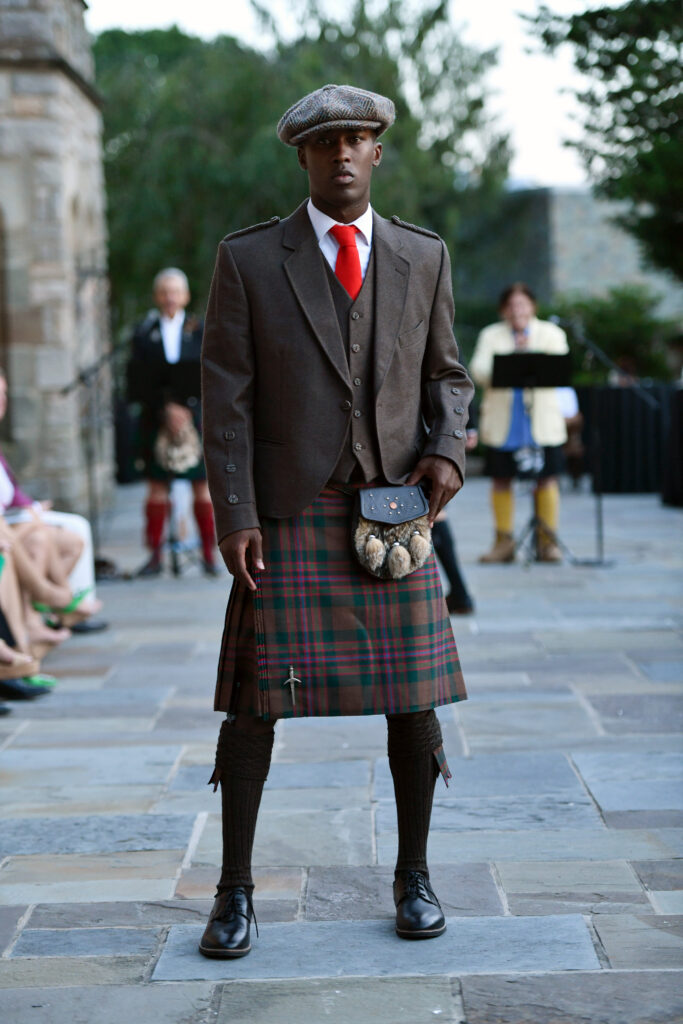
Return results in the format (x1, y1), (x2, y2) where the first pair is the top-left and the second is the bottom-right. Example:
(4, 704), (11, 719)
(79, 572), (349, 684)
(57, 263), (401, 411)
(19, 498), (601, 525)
(0, 0), (113, 513)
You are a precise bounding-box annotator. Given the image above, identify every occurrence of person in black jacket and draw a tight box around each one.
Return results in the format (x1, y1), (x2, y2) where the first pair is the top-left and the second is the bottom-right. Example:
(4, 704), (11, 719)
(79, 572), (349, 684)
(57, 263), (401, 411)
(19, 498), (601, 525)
(127, 268), (217, 575)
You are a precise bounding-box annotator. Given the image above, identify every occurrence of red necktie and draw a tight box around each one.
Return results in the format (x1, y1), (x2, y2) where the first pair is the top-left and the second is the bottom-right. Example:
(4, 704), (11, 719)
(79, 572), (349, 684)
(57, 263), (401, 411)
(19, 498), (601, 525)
(330, 224), (362, 301)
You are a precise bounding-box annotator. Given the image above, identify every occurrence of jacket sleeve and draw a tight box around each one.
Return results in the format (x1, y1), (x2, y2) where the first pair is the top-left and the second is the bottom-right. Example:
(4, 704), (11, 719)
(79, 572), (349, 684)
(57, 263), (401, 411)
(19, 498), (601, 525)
(419, 241), (474, 483)
(201, 241), (260, 542)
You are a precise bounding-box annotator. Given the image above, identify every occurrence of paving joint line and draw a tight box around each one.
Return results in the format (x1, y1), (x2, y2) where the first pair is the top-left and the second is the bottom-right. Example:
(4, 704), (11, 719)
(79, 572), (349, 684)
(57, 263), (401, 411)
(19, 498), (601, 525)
(2, 903), (35, 958)
(0, 718), (29, 751)
(569, 683), (607, 737)
(487, 861), (511, 916)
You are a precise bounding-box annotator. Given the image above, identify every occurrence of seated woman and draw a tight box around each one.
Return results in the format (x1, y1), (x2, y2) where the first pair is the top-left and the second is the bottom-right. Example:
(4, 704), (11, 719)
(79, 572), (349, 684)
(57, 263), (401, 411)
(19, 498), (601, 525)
(0, 368), (104, 629)
(0, 530), (56, 703)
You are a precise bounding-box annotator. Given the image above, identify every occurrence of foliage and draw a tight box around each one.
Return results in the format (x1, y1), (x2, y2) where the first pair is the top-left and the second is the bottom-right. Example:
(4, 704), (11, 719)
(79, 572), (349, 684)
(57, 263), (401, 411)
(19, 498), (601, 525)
(527, 0), (683, 280)
(93, 2), (509, 331)
(544, 284), (676, 382)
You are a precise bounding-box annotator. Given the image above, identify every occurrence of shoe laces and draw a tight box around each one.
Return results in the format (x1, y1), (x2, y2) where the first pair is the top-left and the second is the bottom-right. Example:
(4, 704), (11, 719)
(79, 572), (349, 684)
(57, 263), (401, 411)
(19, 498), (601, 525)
(214, 886), (259, 936)
(399, 871), (435, 904)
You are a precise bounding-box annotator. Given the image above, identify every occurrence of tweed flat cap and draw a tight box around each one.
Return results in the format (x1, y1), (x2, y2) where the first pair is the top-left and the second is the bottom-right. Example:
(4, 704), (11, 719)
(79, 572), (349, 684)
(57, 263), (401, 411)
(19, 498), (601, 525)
(277, 84), (395, 146)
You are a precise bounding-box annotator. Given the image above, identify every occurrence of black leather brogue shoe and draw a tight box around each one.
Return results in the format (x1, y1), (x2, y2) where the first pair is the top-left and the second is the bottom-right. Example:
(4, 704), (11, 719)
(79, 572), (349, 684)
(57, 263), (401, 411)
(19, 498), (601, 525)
(394, 871), (446, 940)
(198, 887), (255, 958)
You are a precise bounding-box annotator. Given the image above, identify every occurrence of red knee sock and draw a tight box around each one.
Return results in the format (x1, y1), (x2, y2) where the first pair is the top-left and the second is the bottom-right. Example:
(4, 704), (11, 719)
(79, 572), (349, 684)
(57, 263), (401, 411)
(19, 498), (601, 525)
(193, 499), (216, 564)
(144, 500), (168, 558)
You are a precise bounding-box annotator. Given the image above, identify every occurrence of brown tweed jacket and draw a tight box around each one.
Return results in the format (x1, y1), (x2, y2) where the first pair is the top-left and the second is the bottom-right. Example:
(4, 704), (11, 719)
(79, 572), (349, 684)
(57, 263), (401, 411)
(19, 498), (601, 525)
(201, 201), (473, 542)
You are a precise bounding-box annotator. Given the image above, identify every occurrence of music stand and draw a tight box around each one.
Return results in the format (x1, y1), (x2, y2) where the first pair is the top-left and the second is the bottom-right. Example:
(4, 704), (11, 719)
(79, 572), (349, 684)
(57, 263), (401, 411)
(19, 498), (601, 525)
(491, 352), (579, 565)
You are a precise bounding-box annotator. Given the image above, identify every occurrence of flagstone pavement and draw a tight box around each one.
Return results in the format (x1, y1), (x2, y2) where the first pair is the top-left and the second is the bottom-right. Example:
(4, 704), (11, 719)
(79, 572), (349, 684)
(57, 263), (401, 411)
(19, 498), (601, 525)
(0, 477), (681, 1023)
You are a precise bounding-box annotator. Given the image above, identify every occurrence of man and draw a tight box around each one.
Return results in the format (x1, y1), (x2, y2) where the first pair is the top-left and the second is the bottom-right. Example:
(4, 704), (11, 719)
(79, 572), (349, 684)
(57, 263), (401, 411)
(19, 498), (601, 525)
(200, 84), (473, 958)
(127, 268), (217, 576)
(470, 282), (569, 563)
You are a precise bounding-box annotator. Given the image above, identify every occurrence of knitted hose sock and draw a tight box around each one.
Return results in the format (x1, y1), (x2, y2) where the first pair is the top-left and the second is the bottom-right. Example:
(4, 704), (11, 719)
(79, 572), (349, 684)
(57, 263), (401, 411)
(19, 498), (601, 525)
(386, 709), (444, 877)
(212, 719), (275, 891)
(144, 500), (169, 555)
(193, 499), (217, 563)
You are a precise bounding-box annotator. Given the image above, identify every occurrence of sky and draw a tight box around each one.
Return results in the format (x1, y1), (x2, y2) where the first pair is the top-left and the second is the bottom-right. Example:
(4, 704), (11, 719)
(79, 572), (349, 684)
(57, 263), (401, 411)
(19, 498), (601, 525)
(84, 0), (604, 188)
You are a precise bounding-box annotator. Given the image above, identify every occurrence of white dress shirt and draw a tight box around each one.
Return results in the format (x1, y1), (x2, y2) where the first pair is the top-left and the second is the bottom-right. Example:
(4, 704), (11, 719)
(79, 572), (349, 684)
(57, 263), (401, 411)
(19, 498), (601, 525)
(306, 199), (373, 279)
(159, 311), (185, 365)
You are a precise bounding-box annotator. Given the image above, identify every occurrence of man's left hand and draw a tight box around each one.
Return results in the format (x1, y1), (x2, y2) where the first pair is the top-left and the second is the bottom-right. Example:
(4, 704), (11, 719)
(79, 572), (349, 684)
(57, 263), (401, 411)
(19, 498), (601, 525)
(406, 455), (462, 525)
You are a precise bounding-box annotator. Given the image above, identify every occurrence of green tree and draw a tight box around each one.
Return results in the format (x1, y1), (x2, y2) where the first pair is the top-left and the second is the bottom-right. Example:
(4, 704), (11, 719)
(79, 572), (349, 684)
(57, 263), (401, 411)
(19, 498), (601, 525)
(94, 1), (509, 330)
(528, 0), (683, 280)
(547, 284), (676, 382)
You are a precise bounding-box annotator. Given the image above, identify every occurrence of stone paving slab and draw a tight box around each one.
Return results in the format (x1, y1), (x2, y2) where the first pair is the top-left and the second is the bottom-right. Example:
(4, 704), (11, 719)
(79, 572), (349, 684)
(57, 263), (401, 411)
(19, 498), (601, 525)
(304, 864), (502, 921)
(153, 915), (600, 981)
(215, 976), (464, 1024)
(0, 786), (162, 818)
(0, 905), (26, 955)
(650, 891), (683, 914)
(636, 659), (683, 682)
(572, 750), (683, 783)
(0, 745), (182, 788)
(383, 828), (683, 865)
(0, 814), (196, 857)
(592, 913), (683, 968)
(374, 751), (583, 800)
(0, 956), (149, 989)
(28, 901), (213, 929)
(9, 687), (174, 719)
(587, 695), (683, 734)
(0, 984), (215, 1024)
(496, 859), (651, 916)
(383, 793), (602, 833)
(174, 865), (302, 903)
(11, 926), (160, 958)
(632, 858), (683, 891)
(460, 970), (683, 1024)
(0, 850), (184, 905)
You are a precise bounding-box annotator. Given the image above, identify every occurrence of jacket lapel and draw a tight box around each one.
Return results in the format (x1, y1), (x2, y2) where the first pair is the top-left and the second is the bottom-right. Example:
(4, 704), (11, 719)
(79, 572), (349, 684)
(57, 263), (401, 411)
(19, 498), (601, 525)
(283, 203), (351, 387)
(371, 214), (409, 396)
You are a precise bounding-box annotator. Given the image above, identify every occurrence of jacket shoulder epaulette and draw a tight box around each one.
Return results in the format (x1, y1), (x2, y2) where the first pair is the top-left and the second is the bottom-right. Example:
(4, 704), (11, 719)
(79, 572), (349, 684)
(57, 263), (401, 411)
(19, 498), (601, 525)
(391, 215), (440, 240)
(225, 216), (281, 241)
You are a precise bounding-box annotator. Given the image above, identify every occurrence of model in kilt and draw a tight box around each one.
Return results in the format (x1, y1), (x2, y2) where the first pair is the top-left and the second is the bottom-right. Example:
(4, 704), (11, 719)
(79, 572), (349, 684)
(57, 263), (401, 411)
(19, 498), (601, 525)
(199, 84), (474, 959)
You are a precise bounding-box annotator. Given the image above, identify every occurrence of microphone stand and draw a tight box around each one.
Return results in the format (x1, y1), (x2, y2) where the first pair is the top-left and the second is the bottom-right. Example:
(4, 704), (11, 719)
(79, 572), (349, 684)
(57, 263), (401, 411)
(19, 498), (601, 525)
(550, 316), (660, 567)
(60, 345), (123, 581)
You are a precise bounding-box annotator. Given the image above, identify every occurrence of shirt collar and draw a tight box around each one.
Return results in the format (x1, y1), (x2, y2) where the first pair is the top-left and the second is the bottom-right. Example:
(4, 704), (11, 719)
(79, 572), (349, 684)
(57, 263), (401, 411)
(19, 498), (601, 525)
(307, 198), (373, 247)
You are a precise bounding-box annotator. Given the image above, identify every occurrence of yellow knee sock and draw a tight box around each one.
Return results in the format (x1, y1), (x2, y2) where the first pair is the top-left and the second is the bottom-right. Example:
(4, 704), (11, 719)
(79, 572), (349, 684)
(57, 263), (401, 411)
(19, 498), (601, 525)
(535, 482), (559, 534)
(491, 489), (514, 534)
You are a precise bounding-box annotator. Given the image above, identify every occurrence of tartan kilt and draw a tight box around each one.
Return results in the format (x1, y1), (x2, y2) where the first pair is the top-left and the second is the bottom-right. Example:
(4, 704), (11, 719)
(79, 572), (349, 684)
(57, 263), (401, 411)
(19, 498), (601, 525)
(214, 486), (467, 720)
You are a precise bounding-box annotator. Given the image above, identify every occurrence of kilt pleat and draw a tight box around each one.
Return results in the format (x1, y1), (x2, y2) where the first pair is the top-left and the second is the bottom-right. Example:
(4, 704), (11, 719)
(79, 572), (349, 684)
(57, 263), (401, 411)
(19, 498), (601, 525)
(214, 486), (467, 720)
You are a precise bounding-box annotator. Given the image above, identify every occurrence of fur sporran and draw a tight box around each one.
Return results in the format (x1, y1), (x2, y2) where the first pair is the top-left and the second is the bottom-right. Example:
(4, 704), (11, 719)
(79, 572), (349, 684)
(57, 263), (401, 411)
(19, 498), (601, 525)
(352, 485), (432, 580)
(154, 421), (202, 474)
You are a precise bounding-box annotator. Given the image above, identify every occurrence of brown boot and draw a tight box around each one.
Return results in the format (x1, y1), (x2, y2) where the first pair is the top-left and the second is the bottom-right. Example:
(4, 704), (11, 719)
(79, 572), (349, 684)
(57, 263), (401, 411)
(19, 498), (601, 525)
(479, 531), (515, 564)
(537, 538), (562, 562)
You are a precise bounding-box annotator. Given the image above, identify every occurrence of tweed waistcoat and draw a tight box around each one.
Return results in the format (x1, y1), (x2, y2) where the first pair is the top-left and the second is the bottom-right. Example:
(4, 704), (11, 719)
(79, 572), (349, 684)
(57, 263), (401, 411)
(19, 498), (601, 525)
(326, 252), (382, 483)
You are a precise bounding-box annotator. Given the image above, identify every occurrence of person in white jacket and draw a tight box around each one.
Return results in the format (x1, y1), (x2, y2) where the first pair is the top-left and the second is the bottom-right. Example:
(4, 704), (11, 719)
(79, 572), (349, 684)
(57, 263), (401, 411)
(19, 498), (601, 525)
(470, 283), (568, 563)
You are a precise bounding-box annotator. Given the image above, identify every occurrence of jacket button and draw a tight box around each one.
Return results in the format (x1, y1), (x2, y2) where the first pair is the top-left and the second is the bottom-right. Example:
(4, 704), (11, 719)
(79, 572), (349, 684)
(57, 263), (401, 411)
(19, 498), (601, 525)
(455, 405), (464, 414)
(453, 429), (464, 438)
(341, 400), (352, 410)
(226, 464), (236, 473)
(228, 494), (238, 504)
(353, 377), (362, 386)
(451, 388), (460, 395)
(224, 430), (236, 440)
(353, 410), (362, 418)
(353, 442), (363, 451)
(351, 312), (360, 320)
(351, 343), (360, 353)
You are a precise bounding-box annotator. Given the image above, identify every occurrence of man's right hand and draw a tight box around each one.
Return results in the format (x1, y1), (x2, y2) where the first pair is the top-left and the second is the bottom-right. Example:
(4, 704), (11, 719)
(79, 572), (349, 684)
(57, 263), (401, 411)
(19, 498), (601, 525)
(219, 528), (264, 591)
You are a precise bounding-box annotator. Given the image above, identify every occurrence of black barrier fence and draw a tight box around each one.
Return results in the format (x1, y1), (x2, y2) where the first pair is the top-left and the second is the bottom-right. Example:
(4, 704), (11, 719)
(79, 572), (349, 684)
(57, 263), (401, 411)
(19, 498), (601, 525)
(576, 385), (682, 501)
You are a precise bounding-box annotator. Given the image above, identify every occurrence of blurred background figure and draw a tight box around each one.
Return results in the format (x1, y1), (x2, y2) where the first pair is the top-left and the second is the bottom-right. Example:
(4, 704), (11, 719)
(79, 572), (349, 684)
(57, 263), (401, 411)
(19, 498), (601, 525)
(470, 283), (569, 564)
(433, 422), (478, 615)
(556, 386), (586, 489)
(127, 269), (217, 576)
